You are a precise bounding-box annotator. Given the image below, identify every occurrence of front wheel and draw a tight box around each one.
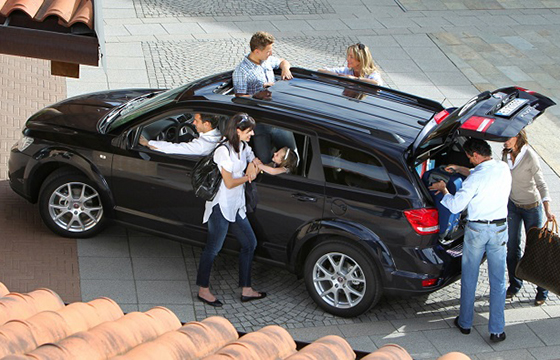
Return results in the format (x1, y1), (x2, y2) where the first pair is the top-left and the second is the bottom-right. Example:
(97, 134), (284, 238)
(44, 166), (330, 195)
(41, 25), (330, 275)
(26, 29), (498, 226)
(38, 169), (106, 238)
(304, 239), (382, 317)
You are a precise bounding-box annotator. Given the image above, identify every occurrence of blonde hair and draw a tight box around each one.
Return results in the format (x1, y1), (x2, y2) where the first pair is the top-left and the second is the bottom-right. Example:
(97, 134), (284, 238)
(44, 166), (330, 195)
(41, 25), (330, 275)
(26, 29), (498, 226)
(347, 43), (378, 78)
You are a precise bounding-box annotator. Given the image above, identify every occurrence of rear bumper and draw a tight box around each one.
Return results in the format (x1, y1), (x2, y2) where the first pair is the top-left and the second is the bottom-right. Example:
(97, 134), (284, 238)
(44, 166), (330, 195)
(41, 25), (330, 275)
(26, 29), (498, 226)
(383, 242), (463, 295)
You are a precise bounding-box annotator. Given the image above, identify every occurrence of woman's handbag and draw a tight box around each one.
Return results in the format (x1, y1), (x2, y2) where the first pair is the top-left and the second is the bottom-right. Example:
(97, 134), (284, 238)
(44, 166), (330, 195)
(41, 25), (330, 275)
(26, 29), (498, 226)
(245, 181), (258, 213)
(191, 142), (226, 201)
(515, 219), (560, 296)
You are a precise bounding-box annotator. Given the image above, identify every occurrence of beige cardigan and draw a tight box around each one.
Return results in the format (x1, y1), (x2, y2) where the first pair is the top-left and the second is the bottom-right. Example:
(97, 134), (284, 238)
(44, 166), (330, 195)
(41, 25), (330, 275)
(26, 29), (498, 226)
(503, 146), (550, 205)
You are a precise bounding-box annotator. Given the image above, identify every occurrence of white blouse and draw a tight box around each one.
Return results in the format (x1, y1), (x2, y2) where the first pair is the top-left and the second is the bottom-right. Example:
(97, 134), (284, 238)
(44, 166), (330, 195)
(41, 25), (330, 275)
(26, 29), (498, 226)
(203, 142), (255, 223)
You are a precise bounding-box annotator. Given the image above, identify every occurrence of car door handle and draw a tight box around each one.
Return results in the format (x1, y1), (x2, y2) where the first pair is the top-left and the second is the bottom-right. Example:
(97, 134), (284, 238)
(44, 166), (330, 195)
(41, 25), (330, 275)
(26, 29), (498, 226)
(291, 193), (317, 202)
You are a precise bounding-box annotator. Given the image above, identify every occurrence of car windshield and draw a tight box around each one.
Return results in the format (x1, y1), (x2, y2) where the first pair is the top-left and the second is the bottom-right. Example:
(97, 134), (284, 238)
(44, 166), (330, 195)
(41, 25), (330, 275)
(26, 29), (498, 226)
(103, 86), (187, 133)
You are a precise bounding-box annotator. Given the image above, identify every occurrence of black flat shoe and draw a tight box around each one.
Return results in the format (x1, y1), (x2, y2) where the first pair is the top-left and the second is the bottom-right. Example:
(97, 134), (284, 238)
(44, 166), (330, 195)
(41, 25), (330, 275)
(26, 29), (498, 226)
(241, 292), (267, 303)
(490, 332), (506, 342)
(454, 316), (471, 335)
(197, 295), (223, 307)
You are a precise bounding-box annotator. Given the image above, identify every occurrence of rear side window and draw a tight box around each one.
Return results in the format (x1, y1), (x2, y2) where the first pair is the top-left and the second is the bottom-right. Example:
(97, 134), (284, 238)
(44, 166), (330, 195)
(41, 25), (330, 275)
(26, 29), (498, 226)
(319, 139), (394, 194)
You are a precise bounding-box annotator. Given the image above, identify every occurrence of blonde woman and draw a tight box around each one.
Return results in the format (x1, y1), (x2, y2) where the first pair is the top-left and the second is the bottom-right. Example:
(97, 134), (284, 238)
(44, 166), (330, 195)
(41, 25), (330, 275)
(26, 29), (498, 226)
(319, 43), (384, 86)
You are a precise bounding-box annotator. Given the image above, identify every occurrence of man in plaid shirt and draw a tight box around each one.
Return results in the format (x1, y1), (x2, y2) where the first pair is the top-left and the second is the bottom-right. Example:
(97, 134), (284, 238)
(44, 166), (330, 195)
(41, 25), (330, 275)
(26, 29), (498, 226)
(233, 31), (292, 97)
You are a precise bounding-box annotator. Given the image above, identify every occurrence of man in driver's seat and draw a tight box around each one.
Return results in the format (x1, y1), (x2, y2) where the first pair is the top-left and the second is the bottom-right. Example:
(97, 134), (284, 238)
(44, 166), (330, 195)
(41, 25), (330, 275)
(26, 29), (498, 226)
(139, 114), (221, 156)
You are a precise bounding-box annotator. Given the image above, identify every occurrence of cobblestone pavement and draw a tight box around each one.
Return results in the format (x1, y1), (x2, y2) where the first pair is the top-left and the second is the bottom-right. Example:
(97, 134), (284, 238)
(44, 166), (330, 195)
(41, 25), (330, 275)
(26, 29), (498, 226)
(134, 0), (335, 18)
(143, 35), (367, 87)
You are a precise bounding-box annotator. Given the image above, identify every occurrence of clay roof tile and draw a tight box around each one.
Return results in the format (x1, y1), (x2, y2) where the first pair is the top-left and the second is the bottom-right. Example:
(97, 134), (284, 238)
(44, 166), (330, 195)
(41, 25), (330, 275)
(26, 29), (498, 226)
(0, 282), (9, 297)
(0, 286), (469, 359)
(0, 0), (93, 29)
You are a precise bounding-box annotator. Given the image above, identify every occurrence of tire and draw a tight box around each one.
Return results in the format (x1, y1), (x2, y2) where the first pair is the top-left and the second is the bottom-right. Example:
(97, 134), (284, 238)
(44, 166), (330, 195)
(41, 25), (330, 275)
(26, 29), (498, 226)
(38, 169), (106, 238)
(304, 239), (382, 317)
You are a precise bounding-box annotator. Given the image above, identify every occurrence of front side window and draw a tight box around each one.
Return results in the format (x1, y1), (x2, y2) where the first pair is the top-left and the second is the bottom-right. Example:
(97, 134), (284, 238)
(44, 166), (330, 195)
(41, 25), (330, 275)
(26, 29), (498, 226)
(319, 139), (394, 194)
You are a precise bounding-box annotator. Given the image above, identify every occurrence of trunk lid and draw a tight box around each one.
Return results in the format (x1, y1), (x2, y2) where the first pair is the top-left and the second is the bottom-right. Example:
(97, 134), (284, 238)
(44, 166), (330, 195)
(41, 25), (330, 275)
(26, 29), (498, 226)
(411, 86), (556, 159)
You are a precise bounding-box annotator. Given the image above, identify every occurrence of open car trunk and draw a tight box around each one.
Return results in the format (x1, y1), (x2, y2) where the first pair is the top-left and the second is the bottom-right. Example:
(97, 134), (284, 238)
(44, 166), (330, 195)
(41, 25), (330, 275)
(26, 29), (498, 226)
(409, 86), (556, 244)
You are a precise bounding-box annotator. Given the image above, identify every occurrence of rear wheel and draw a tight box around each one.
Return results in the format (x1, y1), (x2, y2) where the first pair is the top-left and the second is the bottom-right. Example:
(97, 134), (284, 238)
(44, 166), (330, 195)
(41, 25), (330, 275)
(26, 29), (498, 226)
(304, 239), (382, 317)
(38, 169), (106, 238)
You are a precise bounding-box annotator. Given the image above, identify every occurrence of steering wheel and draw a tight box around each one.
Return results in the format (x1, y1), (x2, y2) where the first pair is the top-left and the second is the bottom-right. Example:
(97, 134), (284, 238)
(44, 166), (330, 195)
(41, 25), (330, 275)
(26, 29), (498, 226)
(180, 122), (197, 138)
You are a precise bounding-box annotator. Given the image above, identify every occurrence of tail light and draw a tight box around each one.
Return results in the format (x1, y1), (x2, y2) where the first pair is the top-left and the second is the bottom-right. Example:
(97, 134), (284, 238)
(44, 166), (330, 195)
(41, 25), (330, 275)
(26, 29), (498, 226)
(433, 109), (449, 124)
(404, 208), (439, 235)
(515, 86), (535, 94)
(422, 278), (438, 287)
(460, 116), (494, 132)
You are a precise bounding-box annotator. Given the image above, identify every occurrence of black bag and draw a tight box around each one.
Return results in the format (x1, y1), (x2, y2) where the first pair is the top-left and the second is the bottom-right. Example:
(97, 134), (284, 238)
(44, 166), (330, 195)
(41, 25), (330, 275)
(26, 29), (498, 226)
(245, 181), (258, 213)
(515, 219), (560, 296)
(191, 142), (226, 201)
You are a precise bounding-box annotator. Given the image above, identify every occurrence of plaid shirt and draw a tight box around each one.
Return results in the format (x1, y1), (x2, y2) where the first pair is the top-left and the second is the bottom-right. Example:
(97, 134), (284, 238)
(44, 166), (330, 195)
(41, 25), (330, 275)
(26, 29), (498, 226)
(233, 55), (281, 95)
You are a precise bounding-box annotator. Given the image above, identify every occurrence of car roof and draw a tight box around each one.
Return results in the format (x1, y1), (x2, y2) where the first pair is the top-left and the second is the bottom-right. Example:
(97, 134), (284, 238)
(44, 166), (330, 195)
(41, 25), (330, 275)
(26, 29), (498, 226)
(179, 68), (445, 146)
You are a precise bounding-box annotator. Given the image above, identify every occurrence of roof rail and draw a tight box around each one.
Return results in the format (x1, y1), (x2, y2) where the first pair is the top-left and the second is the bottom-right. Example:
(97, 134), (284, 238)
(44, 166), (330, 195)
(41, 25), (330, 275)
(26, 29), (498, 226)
(288, 67), (444, 112)
(232, 96), (405, 144)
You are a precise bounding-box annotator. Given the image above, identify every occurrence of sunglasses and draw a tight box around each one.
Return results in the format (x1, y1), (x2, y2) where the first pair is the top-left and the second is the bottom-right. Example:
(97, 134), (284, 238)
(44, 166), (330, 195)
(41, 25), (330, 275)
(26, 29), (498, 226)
(236, 114), (254, 128)
(356, 43), (365, 51)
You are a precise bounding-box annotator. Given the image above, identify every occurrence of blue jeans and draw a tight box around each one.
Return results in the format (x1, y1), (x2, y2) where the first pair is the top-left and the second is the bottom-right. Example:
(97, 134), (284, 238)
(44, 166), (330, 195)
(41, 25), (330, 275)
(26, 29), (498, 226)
(252, 124), (297, 164)
(196, 205), (257, 288)
(458, 221), (507, 335)
(506, 200), (548, 299)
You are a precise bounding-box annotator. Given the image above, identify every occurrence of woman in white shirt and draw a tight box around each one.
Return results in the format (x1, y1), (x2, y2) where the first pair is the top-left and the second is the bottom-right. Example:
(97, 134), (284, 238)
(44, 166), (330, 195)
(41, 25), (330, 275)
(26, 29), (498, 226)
(503, 130), (555, 306)
(319, 43), (384, 86)
(196, 113), (265, 307)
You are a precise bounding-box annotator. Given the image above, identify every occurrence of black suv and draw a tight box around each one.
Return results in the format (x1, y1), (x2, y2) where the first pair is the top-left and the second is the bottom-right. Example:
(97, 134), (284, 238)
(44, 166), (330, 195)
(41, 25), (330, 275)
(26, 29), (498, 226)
(8, 68), (555, 317)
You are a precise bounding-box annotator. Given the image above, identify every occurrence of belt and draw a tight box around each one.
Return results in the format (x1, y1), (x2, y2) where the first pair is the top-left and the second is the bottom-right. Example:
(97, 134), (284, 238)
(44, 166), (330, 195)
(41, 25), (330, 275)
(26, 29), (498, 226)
(469, 218), (507, 225)
(514, 201), (539, 210)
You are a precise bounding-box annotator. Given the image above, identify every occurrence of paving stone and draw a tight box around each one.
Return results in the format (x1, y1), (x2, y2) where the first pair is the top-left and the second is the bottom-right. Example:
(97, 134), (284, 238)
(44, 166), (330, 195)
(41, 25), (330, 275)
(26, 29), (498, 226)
(133, 0), (334, 18)
(132, 257), (188, 280)
(77, 237), (130, 258)
(79, 257), (134, 280)
(136, 280), (191, 304)
(81, 279), (138, 303)
(370, 331), (441, 359)
(233, 20), (279, 33)
(524, 318), (560, 346)
(426, 327), (493, 356)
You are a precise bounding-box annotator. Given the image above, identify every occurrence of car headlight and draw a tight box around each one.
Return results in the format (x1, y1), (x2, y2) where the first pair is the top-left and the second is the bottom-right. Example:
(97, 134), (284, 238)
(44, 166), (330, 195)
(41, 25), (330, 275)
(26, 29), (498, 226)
(17, 135), (34, 152)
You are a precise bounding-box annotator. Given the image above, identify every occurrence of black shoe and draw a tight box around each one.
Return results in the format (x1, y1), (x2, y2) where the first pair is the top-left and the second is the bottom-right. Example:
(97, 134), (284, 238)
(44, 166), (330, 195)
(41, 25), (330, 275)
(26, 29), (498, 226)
(490, 332), (506, 342)
(454, 316), (471, 335)
(197, 294), (223, 307)
(241, 292), (267, 303)
(505, 290), (517, 299)
(534, 294), (546, 306)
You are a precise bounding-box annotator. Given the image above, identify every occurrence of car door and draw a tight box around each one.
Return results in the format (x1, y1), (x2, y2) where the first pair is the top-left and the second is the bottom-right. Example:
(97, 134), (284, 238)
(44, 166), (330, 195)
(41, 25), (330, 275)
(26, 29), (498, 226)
(412, 87), (556, 157)
(110, 109), (209, 243)
(245, 118), (326, 264)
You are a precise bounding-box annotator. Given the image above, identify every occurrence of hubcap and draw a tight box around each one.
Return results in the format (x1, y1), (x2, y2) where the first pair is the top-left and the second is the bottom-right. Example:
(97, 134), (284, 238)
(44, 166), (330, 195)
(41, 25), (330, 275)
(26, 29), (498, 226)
(312, 252), (366, 309)
(48, 182), (103, 233)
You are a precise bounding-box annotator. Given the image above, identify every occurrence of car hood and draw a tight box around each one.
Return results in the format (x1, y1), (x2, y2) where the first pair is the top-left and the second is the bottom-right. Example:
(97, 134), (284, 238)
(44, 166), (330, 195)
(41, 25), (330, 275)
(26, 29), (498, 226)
(26, 89), (160, 133)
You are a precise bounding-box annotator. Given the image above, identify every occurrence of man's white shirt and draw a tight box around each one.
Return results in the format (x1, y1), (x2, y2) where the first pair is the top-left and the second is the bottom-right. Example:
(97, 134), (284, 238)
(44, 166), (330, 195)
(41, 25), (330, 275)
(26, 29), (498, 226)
(148, 128), (222, 156)
(441, 159), (511, 221)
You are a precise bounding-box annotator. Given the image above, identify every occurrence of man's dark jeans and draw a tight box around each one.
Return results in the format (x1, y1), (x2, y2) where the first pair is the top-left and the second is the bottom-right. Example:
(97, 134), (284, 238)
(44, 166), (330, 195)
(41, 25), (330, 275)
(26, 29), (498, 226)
(196, 205), (257, 288)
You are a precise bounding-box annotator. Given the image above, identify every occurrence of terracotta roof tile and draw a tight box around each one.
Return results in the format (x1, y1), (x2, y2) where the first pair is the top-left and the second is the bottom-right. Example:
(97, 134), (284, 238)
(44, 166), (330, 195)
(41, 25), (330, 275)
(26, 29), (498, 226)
(0, 289), (65, 327)
(0, 282), (471, 360)
(0, 0), (93, 29)
(361, 343), (413, 360)
(0, 283), (9, 297)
